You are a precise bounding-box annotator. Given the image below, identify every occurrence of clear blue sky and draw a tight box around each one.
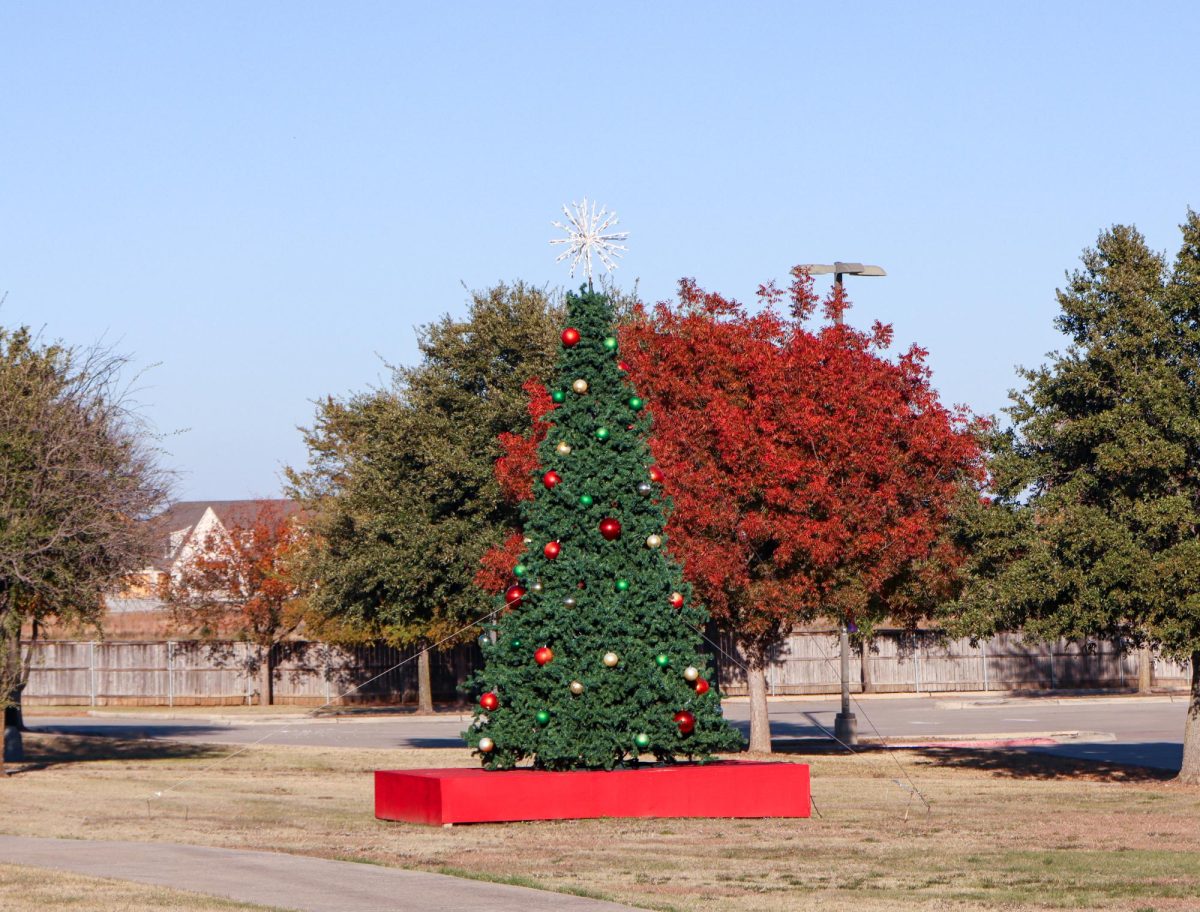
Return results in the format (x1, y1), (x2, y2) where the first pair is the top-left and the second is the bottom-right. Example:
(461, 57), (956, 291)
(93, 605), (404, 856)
(3, 2), (1198, 500)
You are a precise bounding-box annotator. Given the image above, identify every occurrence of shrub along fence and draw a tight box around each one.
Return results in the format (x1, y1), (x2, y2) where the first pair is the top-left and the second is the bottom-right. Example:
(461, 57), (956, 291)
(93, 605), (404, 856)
(20, 630), (1190, 706)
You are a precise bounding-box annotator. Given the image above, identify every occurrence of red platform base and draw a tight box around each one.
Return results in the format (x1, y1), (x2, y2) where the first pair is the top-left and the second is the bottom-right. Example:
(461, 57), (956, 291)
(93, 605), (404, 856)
(375, 761), (810, 825)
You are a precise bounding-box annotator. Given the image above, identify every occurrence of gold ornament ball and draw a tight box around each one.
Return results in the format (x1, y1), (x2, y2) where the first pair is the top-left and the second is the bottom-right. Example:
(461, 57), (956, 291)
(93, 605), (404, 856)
(683, 665), (700, 682)
(646, 534), (664, 549)
(572, 379), (589, 395)
(555, 441), (572, 456)
(478, 737), (495, 753)
(569, 680), (585, 695)
(602, 651), (620, 668)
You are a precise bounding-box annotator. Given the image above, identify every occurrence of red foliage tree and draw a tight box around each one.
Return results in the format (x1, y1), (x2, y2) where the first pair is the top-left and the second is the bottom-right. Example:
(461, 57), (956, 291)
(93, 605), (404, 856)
(476, 378), (555, 593)
(493, 378), (555, 503)
(621, 270), (984, 750)
(160, 501), (309, 705)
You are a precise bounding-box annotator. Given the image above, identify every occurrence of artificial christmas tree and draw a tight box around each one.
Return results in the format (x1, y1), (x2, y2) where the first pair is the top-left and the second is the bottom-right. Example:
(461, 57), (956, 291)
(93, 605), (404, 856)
(463, 283), (744, 770)
(377, 202), (808, 824)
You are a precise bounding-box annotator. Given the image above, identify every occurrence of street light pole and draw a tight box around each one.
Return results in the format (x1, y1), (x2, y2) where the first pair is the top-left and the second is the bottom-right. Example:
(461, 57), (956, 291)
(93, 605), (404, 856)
(797, 261), (886, 747)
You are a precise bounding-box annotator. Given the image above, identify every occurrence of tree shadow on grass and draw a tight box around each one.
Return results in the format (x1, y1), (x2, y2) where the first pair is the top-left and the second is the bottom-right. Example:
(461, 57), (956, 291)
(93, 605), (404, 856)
(7, 732), (221, 775)
(400, 737), (467, 749)
(766, 738), (1180, 784)
(908, 745), (1179, 783)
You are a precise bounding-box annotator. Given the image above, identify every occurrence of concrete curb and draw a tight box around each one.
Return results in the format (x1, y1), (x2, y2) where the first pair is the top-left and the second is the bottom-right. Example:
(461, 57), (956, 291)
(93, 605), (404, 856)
(0, 835), (640, 912)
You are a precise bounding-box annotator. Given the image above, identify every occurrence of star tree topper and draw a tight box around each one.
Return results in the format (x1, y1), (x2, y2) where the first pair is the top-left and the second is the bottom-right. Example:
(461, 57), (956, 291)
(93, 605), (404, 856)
(550, 199), (629, 279)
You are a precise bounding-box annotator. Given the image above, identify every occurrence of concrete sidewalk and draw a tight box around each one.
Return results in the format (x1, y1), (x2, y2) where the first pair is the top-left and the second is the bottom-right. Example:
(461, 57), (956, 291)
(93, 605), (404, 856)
(0, 835), (639, 912)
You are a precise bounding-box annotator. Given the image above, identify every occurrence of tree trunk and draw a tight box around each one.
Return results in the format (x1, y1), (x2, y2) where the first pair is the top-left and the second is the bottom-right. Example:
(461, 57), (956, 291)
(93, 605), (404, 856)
(861, 637), (875, 694)
(416, 646), (434, 714)
(4, 691), (25, 765)
(746, 662), (772, 753)
(2, 613), (24, 764)
(258, 645), (274, 706)
(1179, 650), (1200, 785)
(1138, 643), (1153, 694)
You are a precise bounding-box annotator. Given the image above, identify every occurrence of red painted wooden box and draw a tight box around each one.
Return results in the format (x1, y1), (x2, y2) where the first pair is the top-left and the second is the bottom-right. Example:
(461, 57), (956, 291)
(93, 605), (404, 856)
(375, 761), (810, 825)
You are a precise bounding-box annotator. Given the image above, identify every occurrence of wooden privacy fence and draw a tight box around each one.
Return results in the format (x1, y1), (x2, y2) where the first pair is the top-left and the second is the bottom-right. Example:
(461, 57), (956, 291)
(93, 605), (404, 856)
(21, 640), (481, 706)
(21, 631), (1191, 706)
(715, 629), (1192, 696)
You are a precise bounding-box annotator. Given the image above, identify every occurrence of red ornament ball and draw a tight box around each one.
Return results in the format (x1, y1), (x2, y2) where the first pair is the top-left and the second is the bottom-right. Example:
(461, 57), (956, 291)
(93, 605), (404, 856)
(479, 692), (499, 712)
(561, 327), (581, 347)
(543, 540), (561, 559)
(673, 710), (696, 734)
(534, 646), (554, 666)
(542, 470), (562, 489)
(693, 678), (710, 695)
(617, 360), (630, 372)
(599, 518), (622, 540)
(669, 591), (685, 608)
(648, 466), (665, 483)
(504, 585), (526, 607)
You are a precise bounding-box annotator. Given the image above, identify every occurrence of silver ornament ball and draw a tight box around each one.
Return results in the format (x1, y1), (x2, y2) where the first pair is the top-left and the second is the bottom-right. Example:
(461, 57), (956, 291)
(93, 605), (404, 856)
(683, 665), (700, 682)
(603, 651), (620, 667)
(555, 441), (572, 456)
(645, 533), (664, 549)
(563, 596), (577, 608)
(569, 680), (585, 695)
(530, 580), (544, 594)
(572, 378), (589, 394)
(636, 481), (653, 496)
(478, 737), (495, 753)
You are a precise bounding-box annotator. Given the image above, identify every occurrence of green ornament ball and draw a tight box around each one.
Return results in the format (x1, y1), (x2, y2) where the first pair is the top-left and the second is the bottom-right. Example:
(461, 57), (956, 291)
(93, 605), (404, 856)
(511, 639), (522, 648)
(655, 653), (670, 668)
(634, 733), (651, 750)
(595, 427), (611, 441)
(628, 397), (644, 411)
(603, 336), (618, 352)
(578, 494), (594, 507)
(551, 390), (566, 404)
(535, 710), (551, 726)
(615, 578), (630, 592)
(513, 563), (528, 578)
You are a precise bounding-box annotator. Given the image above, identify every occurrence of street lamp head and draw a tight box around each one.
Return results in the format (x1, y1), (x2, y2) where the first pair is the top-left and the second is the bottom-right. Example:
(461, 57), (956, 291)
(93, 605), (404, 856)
(798, 263), (887, 277)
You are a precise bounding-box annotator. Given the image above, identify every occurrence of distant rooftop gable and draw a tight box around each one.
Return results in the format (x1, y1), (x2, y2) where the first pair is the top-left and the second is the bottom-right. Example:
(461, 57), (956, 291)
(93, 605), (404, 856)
(148, 499), (301, 571)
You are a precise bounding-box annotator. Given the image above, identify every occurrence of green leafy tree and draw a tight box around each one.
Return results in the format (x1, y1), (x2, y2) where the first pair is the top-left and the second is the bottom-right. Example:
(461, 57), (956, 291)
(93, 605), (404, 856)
(950, 213), (1200, 783)
(1, 327), (170, 763)
(288, 283), (564, 711)
(464, 285), (744, 770)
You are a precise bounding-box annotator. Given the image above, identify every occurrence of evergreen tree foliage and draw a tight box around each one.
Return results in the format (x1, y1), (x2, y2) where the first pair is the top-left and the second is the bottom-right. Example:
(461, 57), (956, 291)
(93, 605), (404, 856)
(288, 283), (563, 708)
(464, 286), (744, 771)
(950, 213), (1200, 783)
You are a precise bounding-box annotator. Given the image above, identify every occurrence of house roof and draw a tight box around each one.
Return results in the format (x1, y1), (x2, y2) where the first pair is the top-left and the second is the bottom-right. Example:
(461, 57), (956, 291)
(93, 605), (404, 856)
(148, 499), (301, 571)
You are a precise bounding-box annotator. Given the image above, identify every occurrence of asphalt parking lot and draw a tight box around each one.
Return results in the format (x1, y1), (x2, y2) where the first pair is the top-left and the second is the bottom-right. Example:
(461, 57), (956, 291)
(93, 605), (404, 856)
(27, 693), (1189, 772)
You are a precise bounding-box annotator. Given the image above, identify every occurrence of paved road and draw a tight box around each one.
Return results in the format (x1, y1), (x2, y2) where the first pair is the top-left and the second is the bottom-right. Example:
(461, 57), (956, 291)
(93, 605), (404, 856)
(0, 835), (638, 912)
(28, 694), (1189, 772)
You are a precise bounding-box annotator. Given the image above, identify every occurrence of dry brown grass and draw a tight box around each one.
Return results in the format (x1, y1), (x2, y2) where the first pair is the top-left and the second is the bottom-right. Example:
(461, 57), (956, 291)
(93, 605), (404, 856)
(2, 732), (1198, 912)
(0, 863), (288, 912)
